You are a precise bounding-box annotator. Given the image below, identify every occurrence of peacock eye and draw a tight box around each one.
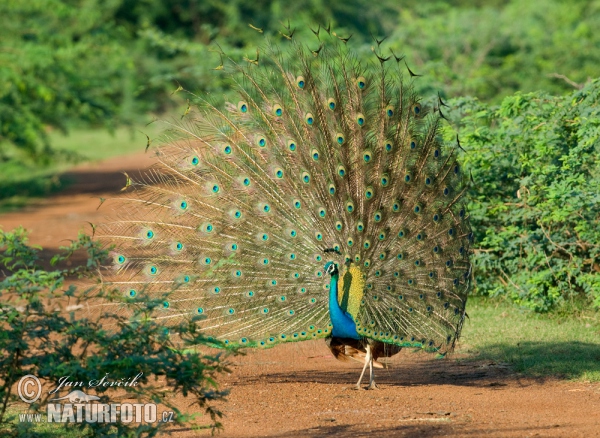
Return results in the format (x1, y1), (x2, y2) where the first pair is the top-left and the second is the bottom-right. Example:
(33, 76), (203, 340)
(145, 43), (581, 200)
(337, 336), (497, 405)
(327, 98), (336, 110)
(237, 101), (248, 113)
(305, 112), (314, 125)
(296, 75), (305, 89)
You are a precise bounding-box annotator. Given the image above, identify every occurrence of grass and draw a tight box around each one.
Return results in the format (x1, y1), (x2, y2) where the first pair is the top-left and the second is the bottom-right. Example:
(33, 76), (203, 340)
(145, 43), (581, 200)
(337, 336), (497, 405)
(461, 297), (600, 381)
(0, 124), (163, 213)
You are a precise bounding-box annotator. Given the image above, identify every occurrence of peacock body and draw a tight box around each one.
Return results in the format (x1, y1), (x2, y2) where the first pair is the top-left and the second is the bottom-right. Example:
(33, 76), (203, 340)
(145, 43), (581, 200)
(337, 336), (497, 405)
(99, 26), (472, 389)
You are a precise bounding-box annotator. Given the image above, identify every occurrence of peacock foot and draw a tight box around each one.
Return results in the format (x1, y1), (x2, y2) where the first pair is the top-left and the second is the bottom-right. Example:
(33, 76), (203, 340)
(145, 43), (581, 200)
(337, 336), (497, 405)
(367, 382), (379, 390)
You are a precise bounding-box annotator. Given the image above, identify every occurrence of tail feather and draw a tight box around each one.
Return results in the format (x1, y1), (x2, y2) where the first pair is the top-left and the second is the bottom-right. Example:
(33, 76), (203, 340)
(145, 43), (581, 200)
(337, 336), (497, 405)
(95, 28), (472, 354)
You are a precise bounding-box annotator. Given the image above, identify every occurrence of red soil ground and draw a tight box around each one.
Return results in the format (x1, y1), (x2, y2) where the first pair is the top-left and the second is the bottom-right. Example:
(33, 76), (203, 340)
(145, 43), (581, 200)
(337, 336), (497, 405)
(1, 152), (599, 437)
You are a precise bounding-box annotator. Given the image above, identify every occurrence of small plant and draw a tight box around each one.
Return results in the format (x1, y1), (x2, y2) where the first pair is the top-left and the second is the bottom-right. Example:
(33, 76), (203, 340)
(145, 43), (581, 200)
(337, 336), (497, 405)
(0, 227), (230, 437)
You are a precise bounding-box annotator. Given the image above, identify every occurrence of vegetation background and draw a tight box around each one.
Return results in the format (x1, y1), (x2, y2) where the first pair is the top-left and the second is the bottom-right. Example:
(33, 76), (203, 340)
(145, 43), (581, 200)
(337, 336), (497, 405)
(1, 0), (599, 435)
(2, 0), (598, 312)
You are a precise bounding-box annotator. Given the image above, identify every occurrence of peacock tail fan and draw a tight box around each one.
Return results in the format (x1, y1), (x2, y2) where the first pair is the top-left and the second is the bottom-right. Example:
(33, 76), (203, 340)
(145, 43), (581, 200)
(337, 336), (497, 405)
(96, 27), (472, 355)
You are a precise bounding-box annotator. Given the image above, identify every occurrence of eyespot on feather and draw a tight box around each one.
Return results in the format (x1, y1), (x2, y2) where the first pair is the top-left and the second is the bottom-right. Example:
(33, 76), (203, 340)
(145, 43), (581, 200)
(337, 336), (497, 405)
(237, 101), (248, 113)
(305, 112), (314, 125)
(356, 113), (365, 126)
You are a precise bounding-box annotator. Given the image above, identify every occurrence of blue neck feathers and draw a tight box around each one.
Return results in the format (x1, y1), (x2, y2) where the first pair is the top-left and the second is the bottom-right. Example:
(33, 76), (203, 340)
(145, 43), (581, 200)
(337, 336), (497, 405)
(328, 268), (360, 339)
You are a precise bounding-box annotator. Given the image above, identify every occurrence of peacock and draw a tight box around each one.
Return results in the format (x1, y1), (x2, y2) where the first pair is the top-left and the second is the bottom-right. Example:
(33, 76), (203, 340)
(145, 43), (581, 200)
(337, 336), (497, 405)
(97, 24), (472, 390)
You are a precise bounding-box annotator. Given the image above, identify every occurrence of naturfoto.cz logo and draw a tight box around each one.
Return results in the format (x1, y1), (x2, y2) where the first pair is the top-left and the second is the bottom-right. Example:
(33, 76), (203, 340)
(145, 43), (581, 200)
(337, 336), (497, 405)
(17, 373), (175, 424)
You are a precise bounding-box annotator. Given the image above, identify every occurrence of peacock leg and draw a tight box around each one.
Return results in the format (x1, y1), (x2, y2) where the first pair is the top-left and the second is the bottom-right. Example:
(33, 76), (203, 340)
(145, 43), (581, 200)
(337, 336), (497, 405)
(367, 351), (379, 390)
(354, 344), (372, 390)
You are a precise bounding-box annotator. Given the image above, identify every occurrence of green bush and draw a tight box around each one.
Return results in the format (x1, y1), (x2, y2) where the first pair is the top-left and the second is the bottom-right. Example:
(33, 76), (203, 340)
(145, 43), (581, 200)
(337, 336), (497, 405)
(4, 0), (600, 162)
(0, 228), (230, 437)
(0, 1), (135, 159)
(449, 79), (600, 311)
(389, 0), (600, 102)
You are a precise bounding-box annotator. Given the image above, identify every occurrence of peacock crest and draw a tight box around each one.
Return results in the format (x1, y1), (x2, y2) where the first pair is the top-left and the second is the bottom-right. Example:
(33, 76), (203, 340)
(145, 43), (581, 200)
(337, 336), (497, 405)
(98, 26), (472, 364)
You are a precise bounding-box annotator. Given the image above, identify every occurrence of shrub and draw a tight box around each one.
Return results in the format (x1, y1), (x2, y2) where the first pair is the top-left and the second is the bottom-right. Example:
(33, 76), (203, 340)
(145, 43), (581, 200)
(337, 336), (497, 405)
(0, 228), (229, 437)
(449, 79), (600, 311)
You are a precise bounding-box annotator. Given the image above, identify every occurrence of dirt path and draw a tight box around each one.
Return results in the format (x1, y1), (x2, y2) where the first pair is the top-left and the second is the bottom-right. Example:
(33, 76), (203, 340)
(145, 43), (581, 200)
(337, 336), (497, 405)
(2, 153), (599, 437)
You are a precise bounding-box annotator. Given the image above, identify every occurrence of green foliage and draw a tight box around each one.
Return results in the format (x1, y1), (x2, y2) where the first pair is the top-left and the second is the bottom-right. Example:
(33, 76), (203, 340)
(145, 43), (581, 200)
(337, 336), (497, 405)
(449, 80), (600, 311)
(389, 0), (600, 101)
(0, 228), (230, 437)
(0, 0), (135, 159)
(3, 0), (600, 162)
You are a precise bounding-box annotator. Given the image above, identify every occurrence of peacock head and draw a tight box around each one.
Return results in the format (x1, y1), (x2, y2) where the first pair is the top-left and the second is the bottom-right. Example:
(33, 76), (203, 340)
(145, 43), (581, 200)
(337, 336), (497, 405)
(324, 262), (339, 277)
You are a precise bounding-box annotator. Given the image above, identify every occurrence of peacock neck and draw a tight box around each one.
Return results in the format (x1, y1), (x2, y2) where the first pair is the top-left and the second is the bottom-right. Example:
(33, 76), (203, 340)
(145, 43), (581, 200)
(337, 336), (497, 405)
(328, 272), (360, 339)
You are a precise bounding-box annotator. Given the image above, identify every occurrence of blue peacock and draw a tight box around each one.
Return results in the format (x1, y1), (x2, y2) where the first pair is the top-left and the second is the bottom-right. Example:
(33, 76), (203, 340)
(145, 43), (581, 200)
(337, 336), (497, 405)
(98, 25), (472, 390)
